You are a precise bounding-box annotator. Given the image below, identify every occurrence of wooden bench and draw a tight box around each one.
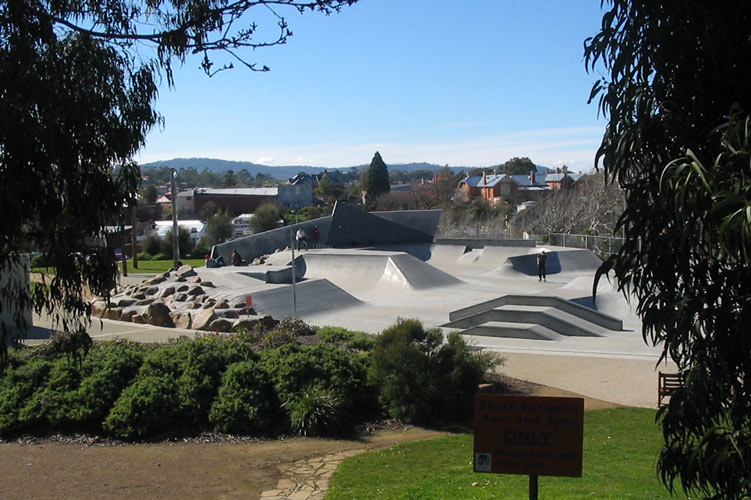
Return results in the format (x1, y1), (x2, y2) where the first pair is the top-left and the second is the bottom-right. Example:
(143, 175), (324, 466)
(658, 372), (684, 407)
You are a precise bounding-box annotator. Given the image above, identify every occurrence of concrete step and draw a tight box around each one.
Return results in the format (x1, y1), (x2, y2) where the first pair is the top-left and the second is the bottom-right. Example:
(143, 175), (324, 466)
(449, 294), (622, 330)
(444, 305), (607, 337)
(460, 322), (564, 341)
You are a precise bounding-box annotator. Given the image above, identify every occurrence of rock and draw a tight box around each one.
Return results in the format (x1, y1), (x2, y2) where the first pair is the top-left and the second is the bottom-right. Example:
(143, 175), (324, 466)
(90, 300), (108, 318)
(192, 309), (217, 330)
(174, 293), (188, 302)
(144, 275), (166, 286)
(200, 281), (215, 288)
(202, 302), (214, 309)
(188, 276), (202, 284)
(215, 300), (229, 310)
(176, 285), (190, 292)
(132, 314), (146, 324)
(158, 286), (176, 298)
(120, 309), (140, 322)
(136, 298), (155, 306)
(220, 310), (239, 319)
(176, 265), (197, 278)
(233, 318), (261, 331)
(146, 303), (174, 327)
(176, 277), (187, 282)
(132, 292), (146, 300)
(144, 286), (159, 296)
(260, 315), (279, 328)
(232, 301), (246, 309)
(208, 318), (233, 332)
(116, 298), (137, 308)
(188, 302), (203, 310)
(187, 286), (204, 297)
(103, 307), (122, 320)
(171, 312), (192, 329)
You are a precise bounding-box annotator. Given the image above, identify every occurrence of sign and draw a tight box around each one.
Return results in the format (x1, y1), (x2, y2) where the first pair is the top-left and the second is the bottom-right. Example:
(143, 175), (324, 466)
(474, 394), (584, 478)
(245, 295), (253, 308)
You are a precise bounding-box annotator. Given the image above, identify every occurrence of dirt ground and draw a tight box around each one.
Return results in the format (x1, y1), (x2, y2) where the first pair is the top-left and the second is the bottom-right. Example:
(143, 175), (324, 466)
(0, 382), (618, 500)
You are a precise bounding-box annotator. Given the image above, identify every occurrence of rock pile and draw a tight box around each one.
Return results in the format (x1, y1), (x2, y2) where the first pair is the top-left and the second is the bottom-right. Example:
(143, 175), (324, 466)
(91, 265), (278, 332)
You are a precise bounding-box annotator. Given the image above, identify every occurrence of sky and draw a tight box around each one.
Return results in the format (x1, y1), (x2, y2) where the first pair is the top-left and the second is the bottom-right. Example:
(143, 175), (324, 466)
(138, 1), (608, 172)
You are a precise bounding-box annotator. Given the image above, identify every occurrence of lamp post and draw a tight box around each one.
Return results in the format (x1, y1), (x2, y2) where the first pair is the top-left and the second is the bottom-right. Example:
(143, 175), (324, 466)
(171, 168), (179, 268)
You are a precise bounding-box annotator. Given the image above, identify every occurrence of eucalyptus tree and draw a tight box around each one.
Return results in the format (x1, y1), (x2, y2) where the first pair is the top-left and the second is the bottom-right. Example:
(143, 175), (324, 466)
(586, 2), (751, 497)
(0, 0), (358, 366)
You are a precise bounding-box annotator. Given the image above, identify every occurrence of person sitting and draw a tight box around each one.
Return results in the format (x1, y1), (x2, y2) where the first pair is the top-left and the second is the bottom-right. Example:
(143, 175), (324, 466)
(231, 249), (242, 266)
(205, 254), (224, 268)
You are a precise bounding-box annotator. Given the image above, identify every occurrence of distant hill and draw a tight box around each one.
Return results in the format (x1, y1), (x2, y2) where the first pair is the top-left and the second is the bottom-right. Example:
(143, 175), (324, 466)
(142, 158), (473, 180)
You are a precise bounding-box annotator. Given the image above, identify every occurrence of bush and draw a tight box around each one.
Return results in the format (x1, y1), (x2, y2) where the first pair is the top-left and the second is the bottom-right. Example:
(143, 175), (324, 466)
(208, 360), (282, 435)
(136, 252), (151, 261)
(369, 318), (502, 425)
(316, 326), (375, 352)
(103, 374), (181, 439)
(287, 385), (347, 437)
(153, 252), (171, 261)
(30, 252), (52, 268)
(0, 356), (53, 435)
(142, 234), (162, 256)
(260, 343), (376, 426)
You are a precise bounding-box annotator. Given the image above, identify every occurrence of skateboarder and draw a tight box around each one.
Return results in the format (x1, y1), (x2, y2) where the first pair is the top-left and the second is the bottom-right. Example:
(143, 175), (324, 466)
(537, 250), (547, 282)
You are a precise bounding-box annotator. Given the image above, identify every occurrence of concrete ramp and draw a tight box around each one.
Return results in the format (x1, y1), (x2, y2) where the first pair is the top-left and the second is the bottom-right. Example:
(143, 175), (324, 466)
(486, 249), (603, 278)
(249, 279), (363, 319)
(298, 250), (461, 291)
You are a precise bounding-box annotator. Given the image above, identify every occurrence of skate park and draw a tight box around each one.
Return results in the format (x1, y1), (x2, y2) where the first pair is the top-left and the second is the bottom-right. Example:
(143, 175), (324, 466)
(30, 202), (672, 408)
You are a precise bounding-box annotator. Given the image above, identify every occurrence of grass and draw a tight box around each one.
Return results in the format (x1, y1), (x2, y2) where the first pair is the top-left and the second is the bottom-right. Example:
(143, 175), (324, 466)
(121, 258), (205, 274)
(326, 408), (691, 500)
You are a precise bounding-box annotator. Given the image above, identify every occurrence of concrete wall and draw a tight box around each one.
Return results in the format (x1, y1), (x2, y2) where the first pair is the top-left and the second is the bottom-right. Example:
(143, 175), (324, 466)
(1, 255), (32, 345)
(435, 238), (537, 249)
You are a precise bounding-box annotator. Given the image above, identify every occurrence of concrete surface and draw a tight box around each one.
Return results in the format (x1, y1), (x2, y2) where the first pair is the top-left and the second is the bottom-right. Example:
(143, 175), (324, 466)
(23, 242), (672, 409)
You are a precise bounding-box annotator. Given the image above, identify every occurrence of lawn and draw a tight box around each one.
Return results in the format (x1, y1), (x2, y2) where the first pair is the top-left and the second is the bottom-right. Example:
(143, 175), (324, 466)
(326, 408), (691, 500)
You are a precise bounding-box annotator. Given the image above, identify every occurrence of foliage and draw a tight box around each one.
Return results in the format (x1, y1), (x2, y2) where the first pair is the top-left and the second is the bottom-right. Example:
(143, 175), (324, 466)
(138, 184), (158, 204)
(250, 203), (282, 233)
(41, 328), (93, 370)
(162, 227), (195, 259)
(585, 2), (751, 498)
(142, 234), (163, 256)
(205, 211), (234, 245)
(260, 343), (376, 423)
(191, 237), (213, 259)
(369, 318), (501, 424)
(362, 152), (390, 209)
(316, 326), (375, 352)
(496, 157), (536, 175)
(287, 385), (347, 437)
(327, 408), (688, 500)
(208, 360), (282, 435)
(0, 355), (53, 434)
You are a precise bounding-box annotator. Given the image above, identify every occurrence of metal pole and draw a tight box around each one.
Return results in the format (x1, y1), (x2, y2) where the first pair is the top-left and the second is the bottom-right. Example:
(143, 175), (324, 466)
(170, 168), (179, 268)
(529, 475), (538, 500)
(290, 230), (297, 318)
(131, 202), (138, 269)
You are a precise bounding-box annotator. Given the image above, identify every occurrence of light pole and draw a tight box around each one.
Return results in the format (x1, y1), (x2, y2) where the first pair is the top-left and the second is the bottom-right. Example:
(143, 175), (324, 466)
(171, 168), (179, 268)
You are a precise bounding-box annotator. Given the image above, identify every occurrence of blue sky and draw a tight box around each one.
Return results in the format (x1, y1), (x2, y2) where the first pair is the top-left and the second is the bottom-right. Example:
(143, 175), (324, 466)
(138, 1), (607, 172)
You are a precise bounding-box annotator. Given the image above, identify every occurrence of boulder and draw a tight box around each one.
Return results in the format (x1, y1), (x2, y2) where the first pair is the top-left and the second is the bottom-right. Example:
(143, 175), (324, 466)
(186, 286), (204, 297)
(173, 293), (188, 302)
(116, 298), (137, 308)
(215, 300), (229, 310)
(260, 315), (279, 328)
(232, 301), (246, 309)
(136, 298), (155, 306)
(188, 276), (202, 284)
(208, 318), (233, 332)
(176, 265), (197, 278)
(158, 286), (176, 298)
(146, 303), (174, 327)
(90, 300), (108, 318)
(176, 285), (190, 292)
(221, 310), (239, 319)
(132, 314), (146, 324)
(171, 312), (192, 329)
(200, 281), (215, 288)
(233, 318), (261, 331)
(132, 292), (146, 300)
(144, 286), (159, 296)
(144, 275), (166, 286)
(120, 309), (141, 322)
(192, 309), (217, 330)
(103, 307), (122, 320)
(188, 302), (203, 310)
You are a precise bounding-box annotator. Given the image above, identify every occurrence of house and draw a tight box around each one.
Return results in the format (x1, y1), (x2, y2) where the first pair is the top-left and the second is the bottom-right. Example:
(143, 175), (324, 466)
(232, 213), (254, 237)
(175, 187), (278, 218)
(147, 220), (207, 245)
(457, 168), (581, 204)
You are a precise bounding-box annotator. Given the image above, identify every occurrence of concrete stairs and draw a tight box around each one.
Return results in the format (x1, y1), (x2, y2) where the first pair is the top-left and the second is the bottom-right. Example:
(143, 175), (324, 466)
(442, 295), (623, 341)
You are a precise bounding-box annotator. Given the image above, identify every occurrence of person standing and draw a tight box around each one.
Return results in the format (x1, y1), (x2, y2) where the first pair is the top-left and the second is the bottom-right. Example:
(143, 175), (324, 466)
(295, 227), (307, 250)
(537, 250), (547, 282)
(312, 224), (320, 247)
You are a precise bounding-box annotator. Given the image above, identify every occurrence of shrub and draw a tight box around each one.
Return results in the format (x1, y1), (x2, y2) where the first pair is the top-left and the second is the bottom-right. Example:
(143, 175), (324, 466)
(287, 385), (347, 437)
(192, 237), (212, 259)
(30, 252), (52, 268)
(142, 234), (162, 256)
(136, 252), (151, 261)
(369, 318), (502, 425)
(0, 357), (53, 435)
(208, 360), (282, 435)
(316, 326), (375, 352)
(153, 252), (171, 261)
(260, 343), (376, 424)
(103, 374), (181, 439)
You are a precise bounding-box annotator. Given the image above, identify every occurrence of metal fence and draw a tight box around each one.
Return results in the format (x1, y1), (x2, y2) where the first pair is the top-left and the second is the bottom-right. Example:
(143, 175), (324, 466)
(546, 233), (625, 257)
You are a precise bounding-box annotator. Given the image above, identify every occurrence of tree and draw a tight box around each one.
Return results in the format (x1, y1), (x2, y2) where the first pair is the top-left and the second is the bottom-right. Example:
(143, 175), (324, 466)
(223, 170), (237, 188)
(206, 212), (234, 245)
(586, 2), (751, 498)
(250, 204), (282, 234)
(0, 0), (357, 366)
(315, 173), (335, 201)
(139, 184), (158, 204)
(362, 152), (390, 209)
(162, 228), (195, 259)
(496, 157), (536, 175)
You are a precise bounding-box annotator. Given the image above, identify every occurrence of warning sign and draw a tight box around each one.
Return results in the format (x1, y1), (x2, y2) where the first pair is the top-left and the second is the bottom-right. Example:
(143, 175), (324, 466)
(474, 394), (584, 478)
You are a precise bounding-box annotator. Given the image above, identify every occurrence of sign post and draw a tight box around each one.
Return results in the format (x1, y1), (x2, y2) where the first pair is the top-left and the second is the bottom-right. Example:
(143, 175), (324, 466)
(474, 394), (584, 499)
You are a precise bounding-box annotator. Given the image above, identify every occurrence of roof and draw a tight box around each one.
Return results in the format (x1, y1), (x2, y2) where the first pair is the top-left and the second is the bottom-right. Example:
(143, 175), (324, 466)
(194, 187), (278, 196)
(460, 174), (510, 188)
(153, 220), (206, 237)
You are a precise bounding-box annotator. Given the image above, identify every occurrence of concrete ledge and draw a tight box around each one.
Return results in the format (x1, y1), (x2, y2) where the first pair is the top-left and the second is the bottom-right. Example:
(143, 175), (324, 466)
(435, 238), (536, 248)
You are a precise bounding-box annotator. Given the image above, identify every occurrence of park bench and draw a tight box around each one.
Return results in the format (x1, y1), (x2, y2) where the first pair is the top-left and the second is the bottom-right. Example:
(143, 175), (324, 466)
(658, 371), (684, 408)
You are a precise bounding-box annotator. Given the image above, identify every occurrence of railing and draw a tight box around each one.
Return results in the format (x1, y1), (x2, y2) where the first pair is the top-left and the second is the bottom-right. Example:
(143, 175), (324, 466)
(546, 233), (625, 257)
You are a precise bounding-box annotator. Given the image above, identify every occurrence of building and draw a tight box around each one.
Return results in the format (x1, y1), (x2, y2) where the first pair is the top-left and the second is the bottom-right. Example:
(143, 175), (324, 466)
(458, 169), (582, 204)
(232, 214), (254, 237)
(175, 187), (278, 218)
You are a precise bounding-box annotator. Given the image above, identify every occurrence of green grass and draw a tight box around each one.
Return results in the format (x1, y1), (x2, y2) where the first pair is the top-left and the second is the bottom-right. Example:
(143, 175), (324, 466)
(327, 408), (691, 500)
(120, 258), (205, 274)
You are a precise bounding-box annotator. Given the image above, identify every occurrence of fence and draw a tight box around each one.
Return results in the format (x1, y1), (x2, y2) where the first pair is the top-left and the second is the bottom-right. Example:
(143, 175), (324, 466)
(546, 233), (625, 257)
